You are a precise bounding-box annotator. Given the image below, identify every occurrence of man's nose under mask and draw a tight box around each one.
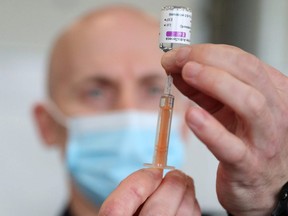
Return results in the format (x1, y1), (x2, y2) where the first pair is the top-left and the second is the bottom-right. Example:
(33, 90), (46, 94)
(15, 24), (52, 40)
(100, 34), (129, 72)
(47, 104), (185, 206)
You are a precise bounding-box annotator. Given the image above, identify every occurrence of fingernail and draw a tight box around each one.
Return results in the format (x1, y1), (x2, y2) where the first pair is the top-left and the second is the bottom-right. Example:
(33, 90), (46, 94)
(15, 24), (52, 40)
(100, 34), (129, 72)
(187, 107), (206, 129)
(161, 49), (177, 69)
(161, 46), (191, 69)
(175, 46), (191, 64)
(182, 62), (202, 80)
(165, 169), (187, 181)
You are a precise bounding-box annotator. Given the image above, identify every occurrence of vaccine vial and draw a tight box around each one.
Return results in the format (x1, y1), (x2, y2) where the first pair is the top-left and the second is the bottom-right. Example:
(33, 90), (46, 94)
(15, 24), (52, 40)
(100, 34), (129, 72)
(159, 6), (192, 52)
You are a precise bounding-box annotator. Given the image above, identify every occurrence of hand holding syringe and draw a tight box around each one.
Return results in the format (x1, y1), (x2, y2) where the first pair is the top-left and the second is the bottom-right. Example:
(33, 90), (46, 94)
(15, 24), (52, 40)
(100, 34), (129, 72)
(145, 6), (192, 172)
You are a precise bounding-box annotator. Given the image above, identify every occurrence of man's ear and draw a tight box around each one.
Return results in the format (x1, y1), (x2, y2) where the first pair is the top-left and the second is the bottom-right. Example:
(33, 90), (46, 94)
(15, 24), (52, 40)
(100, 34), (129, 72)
(33, 103), (66, 147)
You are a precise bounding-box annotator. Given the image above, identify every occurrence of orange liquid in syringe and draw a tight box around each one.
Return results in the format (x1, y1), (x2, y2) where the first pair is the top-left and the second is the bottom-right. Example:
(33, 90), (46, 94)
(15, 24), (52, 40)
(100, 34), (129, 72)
(154, 96), (173, 167)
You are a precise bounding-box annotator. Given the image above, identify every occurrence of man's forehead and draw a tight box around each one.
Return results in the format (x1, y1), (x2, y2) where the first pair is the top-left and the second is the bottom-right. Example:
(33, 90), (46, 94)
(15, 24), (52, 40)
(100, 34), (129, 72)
(48, 6), (161, 98)
(66, 6), (159, 40)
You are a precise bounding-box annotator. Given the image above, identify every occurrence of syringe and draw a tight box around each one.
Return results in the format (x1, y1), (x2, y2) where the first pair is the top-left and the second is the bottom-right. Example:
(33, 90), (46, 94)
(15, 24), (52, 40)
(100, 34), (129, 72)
(144, 5), (191, 171)
(144, 75), (175, 170)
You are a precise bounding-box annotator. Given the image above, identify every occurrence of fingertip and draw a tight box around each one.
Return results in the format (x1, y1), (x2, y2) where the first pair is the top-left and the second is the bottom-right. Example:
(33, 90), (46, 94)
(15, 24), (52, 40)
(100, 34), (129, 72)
(161, 48), (177, 70)
(164, 170), (194, 191)
(185, 106), (207, 131)
(161, 46), (192, 70)
(182, 61), (202, 80)
(175, 46), (191, 65)
(99, 168), (164, 216)
(164, 169), (187, 179)
(122, 168), (163, 187)
(142, 168), (164, 181)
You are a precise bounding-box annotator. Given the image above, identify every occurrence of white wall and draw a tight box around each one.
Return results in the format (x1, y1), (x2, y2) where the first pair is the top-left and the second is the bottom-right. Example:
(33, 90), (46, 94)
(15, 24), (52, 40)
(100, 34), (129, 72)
(211, 0), (288, 76)
(0, 0), (225, 216)
(257, 0), (288, 74)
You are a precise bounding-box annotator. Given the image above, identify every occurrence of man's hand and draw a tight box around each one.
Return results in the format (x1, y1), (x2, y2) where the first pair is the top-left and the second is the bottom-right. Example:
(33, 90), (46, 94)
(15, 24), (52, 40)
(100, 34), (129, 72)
(161, 44), (288, 216)
(99, 168), (201, 216)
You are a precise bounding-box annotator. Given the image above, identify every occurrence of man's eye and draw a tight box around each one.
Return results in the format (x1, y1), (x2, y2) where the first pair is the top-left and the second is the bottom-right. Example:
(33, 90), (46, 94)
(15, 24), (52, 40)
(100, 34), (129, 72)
(87, 89), (103, 98)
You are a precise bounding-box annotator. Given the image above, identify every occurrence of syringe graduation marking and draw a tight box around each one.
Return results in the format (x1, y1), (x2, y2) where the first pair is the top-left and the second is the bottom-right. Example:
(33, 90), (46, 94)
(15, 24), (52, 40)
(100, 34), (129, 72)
(154, 76), (174, 167)
(144, 75), (175, 169)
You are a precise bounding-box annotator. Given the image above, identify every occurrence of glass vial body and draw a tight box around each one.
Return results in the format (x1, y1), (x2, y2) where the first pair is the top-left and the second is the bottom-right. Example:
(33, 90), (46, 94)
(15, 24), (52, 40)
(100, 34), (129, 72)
(159, 6), (192, 52)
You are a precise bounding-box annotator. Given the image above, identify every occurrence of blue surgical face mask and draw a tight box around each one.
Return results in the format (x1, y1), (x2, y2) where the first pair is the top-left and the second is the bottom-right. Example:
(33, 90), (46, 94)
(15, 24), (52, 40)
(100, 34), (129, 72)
(47, 105), (185, 206)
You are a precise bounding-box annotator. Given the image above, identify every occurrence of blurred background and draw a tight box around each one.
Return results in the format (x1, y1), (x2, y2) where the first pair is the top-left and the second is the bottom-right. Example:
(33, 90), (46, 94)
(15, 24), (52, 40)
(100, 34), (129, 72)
(0, 0), (287, 215)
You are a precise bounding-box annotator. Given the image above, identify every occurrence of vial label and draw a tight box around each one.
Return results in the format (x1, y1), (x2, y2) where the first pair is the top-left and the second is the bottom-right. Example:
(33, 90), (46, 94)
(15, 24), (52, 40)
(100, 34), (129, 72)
(159, 8), (192, 45)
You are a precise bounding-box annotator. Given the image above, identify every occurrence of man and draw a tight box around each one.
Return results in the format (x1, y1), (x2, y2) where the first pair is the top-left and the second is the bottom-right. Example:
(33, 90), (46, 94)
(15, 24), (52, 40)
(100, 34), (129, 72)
(34, 5), (288, 216)
(34, 5), (193, 216)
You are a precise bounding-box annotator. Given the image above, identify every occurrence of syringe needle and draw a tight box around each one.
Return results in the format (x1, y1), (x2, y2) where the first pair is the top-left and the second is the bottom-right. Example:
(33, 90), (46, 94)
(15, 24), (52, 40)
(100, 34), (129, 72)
(164, 74), (173, 95)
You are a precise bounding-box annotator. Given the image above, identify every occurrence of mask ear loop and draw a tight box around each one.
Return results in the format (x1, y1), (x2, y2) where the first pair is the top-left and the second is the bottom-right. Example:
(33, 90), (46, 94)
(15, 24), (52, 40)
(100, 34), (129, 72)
(43, 99), (68, 127)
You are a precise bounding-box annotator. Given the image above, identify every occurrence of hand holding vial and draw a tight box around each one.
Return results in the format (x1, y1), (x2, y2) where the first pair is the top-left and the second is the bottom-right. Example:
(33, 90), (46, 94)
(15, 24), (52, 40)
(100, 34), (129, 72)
(161, 44), (288, 215)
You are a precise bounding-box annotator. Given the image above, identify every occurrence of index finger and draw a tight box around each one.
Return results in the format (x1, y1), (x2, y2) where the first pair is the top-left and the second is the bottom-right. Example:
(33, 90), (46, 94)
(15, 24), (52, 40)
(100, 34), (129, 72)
(98, 168), (163, 216)
(162, 44), (252, 78)
(161, 46), (223, 113)
(162, 44), (280, 107)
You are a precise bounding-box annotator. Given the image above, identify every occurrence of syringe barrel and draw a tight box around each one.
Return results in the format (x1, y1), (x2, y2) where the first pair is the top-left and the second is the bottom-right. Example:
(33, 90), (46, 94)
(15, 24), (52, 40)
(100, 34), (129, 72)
(152, 94), (174, 167)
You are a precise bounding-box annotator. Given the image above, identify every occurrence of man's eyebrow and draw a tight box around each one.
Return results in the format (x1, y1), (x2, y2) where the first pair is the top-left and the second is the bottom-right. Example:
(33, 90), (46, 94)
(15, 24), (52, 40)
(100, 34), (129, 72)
(78, 75), (117, 85)
(139, 74), (166, 82)
(70, 75), (118, 94)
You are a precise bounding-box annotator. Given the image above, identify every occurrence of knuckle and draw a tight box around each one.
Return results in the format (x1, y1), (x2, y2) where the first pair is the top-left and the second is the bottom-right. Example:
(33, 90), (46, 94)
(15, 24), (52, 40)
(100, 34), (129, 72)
(231, 143), (249, 165)
(245, 89), (267, 118)
(197, 44), (209, 58)
(99, 200), (126, 216)
(211, 128), (227, 148)
(128, 184), (146, 203)
(236, 51), (264, 79)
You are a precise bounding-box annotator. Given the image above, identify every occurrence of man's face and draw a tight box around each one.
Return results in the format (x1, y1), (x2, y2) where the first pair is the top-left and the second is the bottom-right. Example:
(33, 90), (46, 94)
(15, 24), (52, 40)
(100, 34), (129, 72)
(32, 12), (189, 190)
(52, 16), (174, 117)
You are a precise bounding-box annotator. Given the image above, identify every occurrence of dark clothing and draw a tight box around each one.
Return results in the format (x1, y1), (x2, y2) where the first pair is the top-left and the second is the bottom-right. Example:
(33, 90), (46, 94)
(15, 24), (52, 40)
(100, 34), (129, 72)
(61, 207), (72, 216)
